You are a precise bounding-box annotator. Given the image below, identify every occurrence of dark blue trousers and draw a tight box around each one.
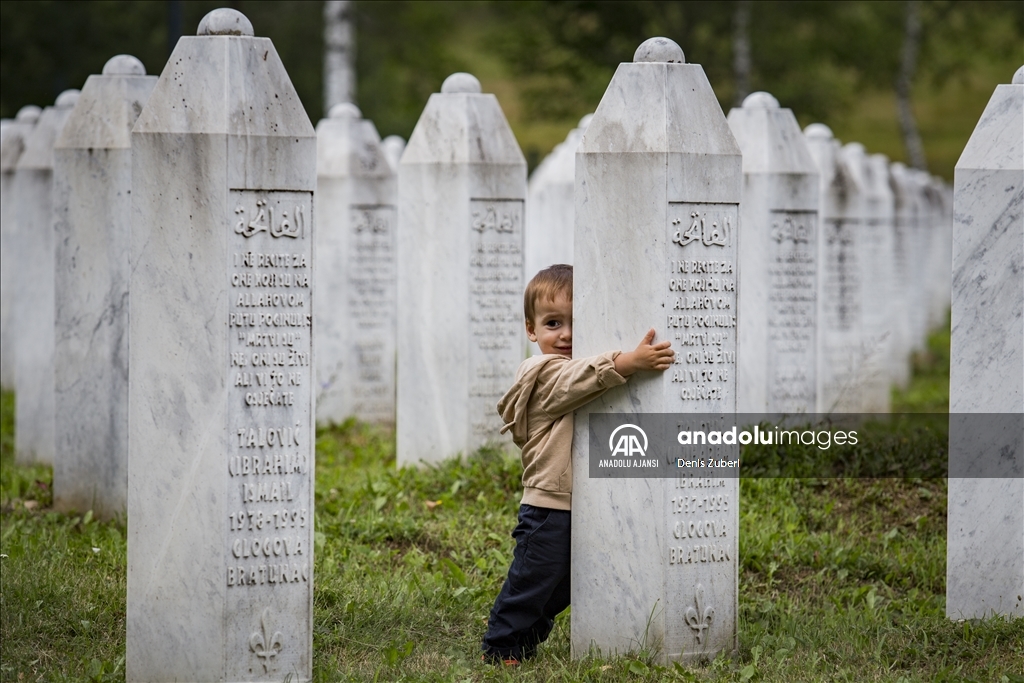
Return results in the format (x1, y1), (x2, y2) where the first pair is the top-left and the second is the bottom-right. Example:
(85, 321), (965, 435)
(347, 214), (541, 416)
(481, 504), (571, 660)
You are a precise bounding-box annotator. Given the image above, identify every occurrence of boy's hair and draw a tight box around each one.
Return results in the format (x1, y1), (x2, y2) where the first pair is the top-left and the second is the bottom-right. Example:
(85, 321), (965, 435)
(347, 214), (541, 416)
(524, 264), (573, 324)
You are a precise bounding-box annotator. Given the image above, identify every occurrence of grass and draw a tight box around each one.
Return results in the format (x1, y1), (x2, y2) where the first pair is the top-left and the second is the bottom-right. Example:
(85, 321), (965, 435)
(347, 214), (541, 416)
(2, 320), (1023, 681)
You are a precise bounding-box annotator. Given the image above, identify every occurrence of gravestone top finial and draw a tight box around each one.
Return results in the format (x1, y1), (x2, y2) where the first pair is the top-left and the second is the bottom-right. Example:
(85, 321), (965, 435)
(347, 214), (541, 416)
(843, 141), (867, 156)
(803, 123), (833, 140)
(633, 37), (685, 64)
(197, 8), (254, 37)
(578, 113), (594, 130)
(441, 72), (482, 94)
(1013, 65), (1024, 84)
(102, 54), (146, 76)
(15, 105), (42, 123)
(55, 89), (80, 108)
(742, 91), (779, 109)
(329, 102), (361, 119)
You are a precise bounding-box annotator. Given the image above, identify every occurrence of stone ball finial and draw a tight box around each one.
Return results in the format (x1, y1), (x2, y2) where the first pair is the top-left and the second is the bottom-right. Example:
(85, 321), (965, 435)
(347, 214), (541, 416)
(634, 37), (685, 64)
(843, 142), (866, 155)
(578, 113), (594, 130)
(55, 89), (80, 108)
(329, 102), (362, 119)
(102, 54), (146, 76)
(742, 91), (780, 109)
(1013, 65), (1024, 85)
(15, 105), (42, 124)
(441, 72), (482, 94)
(803, 123), (833, 140)
(197, 8), (254, 37)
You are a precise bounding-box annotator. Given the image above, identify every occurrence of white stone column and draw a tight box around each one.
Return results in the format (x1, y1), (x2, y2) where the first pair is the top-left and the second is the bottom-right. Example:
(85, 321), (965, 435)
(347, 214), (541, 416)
(0, 105), (41, 390)
(947, 65), (1023, 620)
(803, 124), (864, 413)
(872, 153), (911, 390)
(728, 92), (818, 414)
(889, 161), (917, 381)
(381, 135), (405, 173)
(51, 56), (156, 518)
(524, 114), (592, 284)
(127, 10), (316, 681)
(12, 89), (79, 465)
(315, 103), (396, 425)
(396, 72), (526, 466)
(842, 143), (893, 412)
(572, 38), (741, 663)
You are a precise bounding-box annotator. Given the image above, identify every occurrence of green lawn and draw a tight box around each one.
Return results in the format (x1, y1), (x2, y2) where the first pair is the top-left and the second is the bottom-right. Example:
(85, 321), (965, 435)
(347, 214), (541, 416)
(2, 322), (1022, 682)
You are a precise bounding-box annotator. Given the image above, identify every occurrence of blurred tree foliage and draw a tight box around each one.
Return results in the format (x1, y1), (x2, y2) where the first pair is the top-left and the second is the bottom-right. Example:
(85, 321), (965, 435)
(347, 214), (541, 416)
(487, 0), (1022, 125)
(1, 1), (1020, 176)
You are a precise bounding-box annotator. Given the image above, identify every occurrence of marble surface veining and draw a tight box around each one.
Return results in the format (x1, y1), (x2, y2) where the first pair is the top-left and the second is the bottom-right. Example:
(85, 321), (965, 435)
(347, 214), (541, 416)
(947, 80), (1023, 620)
(127, 25), (316, 682)
(53, 69), (156, 519)
(314, 109), (397, 425)
(572, 47), (741, 664)
(396, 77), (526, 467)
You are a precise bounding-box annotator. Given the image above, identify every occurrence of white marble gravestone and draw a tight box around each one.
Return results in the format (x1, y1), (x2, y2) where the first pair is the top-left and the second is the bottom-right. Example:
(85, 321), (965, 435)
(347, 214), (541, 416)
(889, 161), (918, 381)
(803, 124), (863, 413)
(728, 92), (818, 414)
(127, 10), (316, 681)
(947, 66), (1023, 620)
(315, 103), (397, 424)
(524, 114), (591, 285)
(396, 72), (526, 466)
(842, 143), (892, 412)
(0, 105), (41, 390)
(52, 56), (157, 518)
(12, 89), (79, 465)
(381, 134), (405, 173)
(874, 154), (911, 389)
(572, 37), (741, 663)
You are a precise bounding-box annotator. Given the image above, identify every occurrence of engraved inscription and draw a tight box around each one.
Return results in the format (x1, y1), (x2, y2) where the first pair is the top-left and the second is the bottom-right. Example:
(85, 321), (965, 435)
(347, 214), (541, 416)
(767, 210), (817, 412)
(820, 217), (860, 411)
(226, 188), (314, 640)
(667, 203), (738, 409)
(468, 199), (523, 442)
(348, 205), (396, 420)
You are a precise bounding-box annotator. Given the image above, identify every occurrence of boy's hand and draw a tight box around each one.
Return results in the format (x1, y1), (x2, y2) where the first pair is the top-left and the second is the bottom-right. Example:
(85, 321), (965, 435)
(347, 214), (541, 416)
(614, 328), (675, 376)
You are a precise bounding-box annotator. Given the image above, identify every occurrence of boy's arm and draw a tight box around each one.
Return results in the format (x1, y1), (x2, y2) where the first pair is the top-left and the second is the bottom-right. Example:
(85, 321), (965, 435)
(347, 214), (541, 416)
(533, 351), (627, 418)
(536, 329), (675, 417)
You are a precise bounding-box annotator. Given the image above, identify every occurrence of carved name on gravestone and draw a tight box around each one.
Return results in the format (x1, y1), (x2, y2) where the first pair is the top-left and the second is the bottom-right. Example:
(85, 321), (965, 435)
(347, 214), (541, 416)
(947, 65), (1023, 620)
(572, 37), (741, 663)
(396, 72), (526, 466)
(127, 10), (315, 681)
(0, 105), (41, 390)
(315, 103), (396, 424)
(728, 91), (818, 414)
(52, 55), (157, 518)
(13, 89), (79, 465)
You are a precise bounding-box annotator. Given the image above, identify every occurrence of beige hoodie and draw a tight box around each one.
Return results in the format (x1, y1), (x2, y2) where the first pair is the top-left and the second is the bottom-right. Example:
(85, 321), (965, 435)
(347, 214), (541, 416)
(497, 351), (626, 510)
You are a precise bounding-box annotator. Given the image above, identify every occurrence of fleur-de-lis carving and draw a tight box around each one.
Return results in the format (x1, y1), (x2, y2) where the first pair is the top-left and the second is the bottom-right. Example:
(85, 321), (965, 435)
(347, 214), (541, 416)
(249, 607), (284, 673)
(684, 583), (714, 645)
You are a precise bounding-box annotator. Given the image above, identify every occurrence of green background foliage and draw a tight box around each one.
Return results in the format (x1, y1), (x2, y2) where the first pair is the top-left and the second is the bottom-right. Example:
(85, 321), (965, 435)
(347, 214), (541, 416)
(1, 1), (1021, 177)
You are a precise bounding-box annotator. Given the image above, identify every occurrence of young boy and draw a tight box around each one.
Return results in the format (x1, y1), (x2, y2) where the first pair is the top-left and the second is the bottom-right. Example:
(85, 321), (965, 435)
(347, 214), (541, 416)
(481, 264), (674, 664)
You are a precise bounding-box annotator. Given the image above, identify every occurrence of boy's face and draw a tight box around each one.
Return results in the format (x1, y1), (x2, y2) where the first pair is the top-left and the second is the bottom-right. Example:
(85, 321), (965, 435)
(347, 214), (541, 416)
(526, 295), (572, 357)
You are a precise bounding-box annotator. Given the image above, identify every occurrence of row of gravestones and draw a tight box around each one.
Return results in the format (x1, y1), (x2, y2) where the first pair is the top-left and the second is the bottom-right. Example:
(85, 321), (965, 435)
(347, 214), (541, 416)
(0, 10), (1019, 680)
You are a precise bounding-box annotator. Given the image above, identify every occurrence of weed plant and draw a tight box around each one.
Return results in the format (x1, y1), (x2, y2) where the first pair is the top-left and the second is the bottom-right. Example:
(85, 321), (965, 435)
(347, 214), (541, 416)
(2, 322), (1022, 681)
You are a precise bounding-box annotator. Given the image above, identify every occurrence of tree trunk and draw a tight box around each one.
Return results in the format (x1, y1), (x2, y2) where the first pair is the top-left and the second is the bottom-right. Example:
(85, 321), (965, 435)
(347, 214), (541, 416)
(896, 0), (927, 171)
(733, 0), (751, 106)
(323, 0), (355, 116)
